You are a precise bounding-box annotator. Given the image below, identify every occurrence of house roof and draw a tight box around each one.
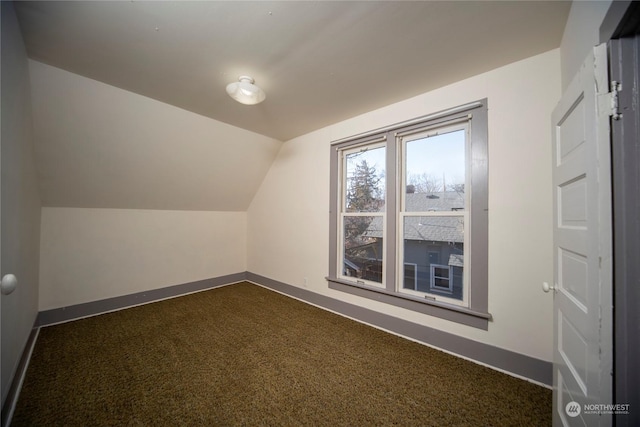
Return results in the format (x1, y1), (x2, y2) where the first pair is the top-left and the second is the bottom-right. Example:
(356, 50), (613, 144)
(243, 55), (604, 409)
(363, 192), (465, 243)
(405, 192), (465, 212)
(402, 216), (464, 244)
(449, 254), (464, 268)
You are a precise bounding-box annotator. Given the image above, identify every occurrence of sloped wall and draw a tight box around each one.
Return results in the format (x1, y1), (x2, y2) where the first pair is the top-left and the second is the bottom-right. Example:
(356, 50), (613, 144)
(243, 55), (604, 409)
(248, 49), (560, 364)
(29, 61), (279, 310)
(28, 60), (282, 211)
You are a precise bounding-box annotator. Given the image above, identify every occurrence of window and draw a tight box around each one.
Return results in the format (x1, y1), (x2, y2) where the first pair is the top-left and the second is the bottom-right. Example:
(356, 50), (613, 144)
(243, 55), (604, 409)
(430, 264), (453, 294)
(340, 143), (386, 287)
(399, 123), (467, 305)
(328, 100), (490, 329)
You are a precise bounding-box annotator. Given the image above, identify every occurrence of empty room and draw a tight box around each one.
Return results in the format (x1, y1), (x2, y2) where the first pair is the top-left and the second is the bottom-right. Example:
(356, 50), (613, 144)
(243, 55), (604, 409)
(1, 1), (638, 425)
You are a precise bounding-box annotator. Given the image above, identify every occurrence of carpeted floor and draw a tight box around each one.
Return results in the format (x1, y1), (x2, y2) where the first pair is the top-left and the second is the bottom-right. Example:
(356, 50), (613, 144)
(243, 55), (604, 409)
(12, 282), (551, 426)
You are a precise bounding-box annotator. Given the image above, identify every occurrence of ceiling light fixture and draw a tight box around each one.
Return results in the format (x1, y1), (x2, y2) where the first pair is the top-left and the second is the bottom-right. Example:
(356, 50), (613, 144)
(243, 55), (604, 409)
(225, 75), (266, 105)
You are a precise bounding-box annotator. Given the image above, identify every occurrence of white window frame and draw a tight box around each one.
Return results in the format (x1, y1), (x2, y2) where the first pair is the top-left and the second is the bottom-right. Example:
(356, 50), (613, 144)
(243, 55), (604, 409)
(429, 264), (453, 293)
(337, 141), (386, 288)
(396, 121), (470, 307)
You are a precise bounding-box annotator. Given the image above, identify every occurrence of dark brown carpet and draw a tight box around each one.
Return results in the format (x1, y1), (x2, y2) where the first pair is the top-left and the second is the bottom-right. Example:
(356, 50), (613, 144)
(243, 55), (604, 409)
(13, 282), (551, 426)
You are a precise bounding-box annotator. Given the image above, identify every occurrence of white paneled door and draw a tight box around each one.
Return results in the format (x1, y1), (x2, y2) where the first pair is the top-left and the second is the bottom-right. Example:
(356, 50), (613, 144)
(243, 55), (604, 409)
(551, 44), (613, 426)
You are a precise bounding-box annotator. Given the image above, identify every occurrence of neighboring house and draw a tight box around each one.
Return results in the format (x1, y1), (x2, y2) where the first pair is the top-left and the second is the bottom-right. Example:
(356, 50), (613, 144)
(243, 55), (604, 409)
(344, 191), (465, 300)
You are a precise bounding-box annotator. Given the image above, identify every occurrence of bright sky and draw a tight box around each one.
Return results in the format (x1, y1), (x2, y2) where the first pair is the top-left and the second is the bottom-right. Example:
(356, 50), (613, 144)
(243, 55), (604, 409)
(406, 129), (465, 188)
(345, 146), (386, 178)
(346, 129), (466, 191)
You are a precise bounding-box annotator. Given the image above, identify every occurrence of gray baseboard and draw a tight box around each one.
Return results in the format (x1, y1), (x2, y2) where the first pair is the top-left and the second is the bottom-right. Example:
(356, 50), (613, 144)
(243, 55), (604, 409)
(35, 272), (247, 327)
(1, 326), (39, 427)
(32, 271), (551, 386)
(246, 272), (552, 386)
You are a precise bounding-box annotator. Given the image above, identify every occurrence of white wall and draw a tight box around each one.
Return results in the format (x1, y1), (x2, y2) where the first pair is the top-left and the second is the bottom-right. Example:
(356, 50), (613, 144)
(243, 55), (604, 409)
(560, 0), (612, 89)
(29, 59), (272, 312)
(39, 208), (246, 310)
(248, 49), (560, 362)
(0, 2), (42, 406)
(29, 60), (282, 211)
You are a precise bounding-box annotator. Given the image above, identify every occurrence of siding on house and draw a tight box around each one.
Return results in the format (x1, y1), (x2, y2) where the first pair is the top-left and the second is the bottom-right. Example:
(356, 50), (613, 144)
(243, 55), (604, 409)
(345, 191), (465, 299)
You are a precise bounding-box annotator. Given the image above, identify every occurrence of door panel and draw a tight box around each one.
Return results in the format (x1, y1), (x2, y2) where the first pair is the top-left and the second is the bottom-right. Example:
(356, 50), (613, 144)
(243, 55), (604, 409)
(551, 44), (613, 426)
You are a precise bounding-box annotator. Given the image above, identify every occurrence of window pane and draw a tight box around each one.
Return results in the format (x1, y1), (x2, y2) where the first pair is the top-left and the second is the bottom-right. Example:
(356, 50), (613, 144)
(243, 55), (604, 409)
(402, 216), (464, 300)
(345, 146), (385, 213)
(343, 216), (383, 284)
(405, 129), (465, 212)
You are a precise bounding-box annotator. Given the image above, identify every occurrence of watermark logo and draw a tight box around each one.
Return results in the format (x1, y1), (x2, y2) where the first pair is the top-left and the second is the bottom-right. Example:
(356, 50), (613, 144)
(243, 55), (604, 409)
(583, 403), (630, 415)
(566, 401), (581, 418)
(565, 401), (631, 417)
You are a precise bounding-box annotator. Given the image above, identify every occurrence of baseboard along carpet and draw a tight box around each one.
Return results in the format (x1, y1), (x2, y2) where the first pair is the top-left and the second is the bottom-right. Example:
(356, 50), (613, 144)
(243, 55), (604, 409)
(12, 282), (551, 426)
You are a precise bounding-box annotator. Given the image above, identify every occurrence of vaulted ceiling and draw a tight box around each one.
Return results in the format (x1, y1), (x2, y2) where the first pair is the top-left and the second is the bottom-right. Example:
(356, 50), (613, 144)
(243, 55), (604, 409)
(14, 1), (571, 211)
(16, 1), (571, 142)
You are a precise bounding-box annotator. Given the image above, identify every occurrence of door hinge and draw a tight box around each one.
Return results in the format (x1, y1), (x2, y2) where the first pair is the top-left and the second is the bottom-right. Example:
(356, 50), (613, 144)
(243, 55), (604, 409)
(598, 81), (622, 120)
(609, 80), (622, 120)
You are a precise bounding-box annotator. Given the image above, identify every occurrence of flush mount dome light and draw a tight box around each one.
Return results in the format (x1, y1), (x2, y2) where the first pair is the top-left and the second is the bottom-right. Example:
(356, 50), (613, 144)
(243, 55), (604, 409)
(225, 75), (266, 105)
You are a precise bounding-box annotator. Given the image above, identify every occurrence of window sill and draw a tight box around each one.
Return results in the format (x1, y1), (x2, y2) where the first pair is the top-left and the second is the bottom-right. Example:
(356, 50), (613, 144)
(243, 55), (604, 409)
(326, 276), (491, 330)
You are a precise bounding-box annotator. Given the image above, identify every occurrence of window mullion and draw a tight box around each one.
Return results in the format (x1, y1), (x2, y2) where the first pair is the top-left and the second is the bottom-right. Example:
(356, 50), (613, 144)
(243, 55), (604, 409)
(385, 131), (397, 293)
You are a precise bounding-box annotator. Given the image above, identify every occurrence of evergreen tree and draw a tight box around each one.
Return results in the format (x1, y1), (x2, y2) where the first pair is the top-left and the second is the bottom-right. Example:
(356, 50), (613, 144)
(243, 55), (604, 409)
(343, 158), (384, 282)
(344, 159), (383, 251)
(346, 159), (383, 212)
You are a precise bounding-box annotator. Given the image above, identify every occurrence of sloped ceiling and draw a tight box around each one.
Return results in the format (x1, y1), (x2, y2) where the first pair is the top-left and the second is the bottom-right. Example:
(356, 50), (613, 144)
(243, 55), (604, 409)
(29, 60), (282, 211)
(16, 1), (571, 142)
(15, 1), (571, 211)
